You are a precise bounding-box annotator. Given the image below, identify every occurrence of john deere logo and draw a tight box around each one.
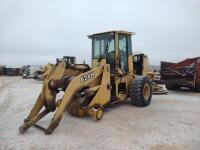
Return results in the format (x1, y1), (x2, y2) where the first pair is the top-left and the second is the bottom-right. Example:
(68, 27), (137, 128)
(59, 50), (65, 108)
(80, 71), (95, 83)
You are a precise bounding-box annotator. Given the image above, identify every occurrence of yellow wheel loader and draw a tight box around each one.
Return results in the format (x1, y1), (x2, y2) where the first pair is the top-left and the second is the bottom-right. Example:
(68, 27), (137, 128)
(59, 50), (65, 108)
(19, 30), (152, 135)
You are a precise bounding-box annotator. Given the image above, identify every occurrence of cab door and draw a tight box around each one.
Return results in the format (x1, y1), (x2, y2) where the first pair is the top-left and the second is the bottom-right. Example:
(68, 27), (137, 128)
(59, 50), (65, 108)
(115, 34), (131, 100)
(118, 34), (128, 73)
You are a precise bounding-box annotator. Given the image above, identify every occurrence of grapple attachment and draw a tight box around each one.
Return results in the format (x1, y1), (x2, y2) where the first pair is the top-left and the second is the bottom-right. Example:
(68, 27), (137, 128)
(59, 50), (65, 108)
(19, 62), (111, 134)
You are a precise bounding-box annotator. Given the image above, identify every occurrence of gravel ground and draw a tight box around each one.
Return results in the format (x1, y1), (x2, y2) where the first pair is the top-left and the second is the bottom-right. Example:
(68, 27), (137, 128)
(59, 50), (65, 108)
(0, 76), (200, 150)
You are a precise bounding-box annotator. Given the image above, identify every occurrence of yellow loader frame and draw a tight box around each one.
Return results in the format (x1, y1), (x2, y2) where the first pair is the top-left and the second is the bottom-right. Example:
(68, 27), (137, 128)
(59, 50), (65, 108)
(19, 30), (152, 135)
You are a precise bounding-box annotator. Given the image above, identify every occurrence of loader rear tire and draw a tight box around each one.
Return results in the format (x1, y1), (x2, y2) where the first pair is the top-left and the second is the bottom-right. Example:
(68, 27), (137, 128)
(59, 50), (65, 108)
(130, 77), (152, 107)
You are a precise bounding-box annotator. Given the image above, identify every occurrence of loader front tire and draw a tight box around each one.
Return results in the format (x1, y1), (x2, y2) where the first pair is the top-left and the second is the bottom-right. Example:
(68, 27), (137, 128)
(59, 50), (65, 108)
(130, 77), (152, 107)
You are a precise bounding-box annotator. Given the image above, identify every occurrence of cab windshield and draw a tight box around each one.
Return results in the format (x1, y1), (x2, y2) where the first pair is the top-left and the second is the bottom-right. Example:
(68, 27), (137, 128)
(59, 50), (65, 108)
(92, 33), (114, 59)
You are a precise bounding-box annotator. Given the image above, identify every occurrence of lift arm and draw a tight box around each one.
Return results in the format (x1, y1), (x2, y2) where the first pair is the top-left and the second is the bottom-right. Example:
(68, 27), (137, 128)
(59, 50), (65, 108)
(19, 62), (110, 134)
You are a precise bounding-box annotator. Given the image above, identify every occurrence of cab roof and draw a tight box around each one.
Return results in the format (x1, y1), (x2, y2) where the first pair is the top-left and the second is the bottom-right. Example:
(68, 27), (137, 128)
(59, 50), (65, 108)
(88, 30), (135, 38)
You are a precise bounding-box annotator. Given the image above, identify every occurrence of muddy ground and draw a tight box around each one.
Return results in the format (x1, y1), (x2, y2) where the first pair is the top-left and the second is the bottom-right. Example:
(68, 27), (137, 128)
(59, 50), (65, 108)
(0, 76), (199, 150)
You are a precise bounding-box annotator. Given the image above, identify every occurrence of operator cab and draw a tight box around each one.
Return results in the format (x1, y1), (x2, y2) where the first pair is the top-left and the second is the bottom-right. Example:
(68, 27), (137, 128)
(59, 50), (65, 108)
(89, 31), (135, 102)
(89, 31), (134, 75)
(133, 53), (149, 76)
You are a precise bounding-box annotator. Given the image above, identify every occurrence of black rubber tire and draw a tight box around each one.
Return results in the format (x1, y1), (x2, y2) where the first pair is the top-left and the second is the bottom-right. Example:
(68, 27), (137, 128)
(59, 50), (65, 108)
(166, 84), (173, 90)
(129, 76), (152, 107)
(165, 83), (180, 90)
(196, 84), (200, 93)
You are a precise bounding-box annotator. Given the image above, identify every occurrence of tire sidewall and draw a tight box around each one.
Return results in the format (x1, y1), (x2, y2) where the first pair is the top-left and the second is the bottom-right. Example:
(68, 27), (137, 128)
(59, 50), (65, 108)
(141, 77), (152, 105)
(130, 76), (152, 107)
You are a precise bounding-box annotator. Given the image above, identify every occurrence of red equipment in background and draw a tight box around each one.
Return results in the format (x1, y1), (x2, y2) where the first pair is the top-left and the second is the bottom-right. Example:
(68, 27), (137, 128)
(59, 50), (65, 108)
(161, 57), (200, 92)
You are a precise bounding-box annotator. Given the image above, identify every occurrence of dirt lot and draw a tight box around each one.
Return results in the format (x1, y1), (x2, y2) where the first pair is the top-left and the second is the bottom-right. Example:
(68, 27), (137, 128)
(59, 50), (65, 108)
(0, 76), (200, 150)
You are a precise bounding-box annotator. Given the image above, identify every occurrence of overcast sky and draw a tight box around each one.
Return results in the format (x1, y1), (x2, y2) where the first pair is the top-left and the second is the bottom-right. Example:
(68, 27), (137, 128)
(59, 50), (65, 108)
(0, 0), (200, 67)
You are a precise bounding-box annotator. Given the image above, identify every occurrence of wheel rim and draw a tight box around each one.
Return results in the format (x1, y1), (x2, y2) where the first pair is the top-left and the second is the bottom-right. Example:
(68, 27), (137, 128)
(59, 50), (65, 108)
(143, 84), (150, 101)
(96, 109), (103, 120)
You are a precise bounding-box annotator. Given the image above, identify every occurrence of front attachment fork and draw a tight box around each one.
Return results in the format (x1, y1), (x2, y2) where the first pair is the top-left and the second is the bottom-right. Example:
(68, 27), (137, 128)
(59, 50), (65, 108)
(23, 93), (44, 123)
(19, 109), (50, 134)
(19, 62), (67, 134)
(19, 92), (52, 134)
(19, 91), (57, 134)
